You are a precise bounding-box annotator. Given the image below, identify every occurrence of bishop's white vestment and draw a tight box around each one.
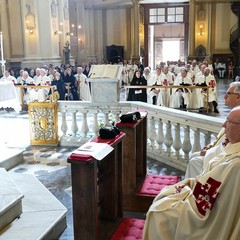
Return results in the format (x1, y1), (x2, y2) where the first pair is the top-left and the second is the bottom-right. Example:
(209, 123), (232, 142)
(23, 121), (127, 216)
(143, 142), (240, 240)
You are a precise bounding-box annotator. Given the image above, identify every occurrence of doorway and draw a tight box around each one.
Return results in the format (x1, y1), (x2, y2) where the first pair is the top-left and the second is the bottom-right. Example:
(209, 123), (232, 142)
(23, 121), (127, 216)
(162, 39), (180, 62)
(143, 3), (189, 69)
(148, 23), (185, 69)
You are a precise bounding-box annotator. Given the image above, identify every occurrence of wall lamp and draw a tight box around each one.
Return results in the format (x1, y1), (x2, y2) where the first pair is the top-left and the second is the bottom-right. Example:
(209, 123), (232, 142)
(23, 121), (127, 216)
(25, 5), (36, 34)
(198, 24), (204, 36)
(66, 32), (74, 36)
(54, 31), (62, 35)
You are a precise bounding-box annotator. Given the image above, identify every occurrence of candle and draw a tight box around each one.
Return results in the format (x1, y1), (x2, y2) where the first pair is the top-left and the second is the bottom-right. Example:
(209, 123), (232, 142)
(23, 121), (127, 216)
(0, 32), (3, 62)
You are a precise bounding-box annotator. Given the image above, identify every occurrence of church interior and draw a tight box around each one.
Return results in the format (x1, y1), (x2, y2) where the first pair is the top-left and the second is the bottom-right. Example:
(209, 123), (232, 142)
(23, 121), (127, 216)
(0, 0), (240, 239)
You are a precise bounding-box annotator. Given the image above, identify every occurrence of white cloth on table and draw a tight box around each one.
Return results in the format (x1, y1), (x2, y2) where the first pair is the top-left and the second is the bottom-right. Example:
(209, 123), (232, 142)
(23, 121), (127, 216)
(0, 80), (16, 101)
(0, 80), (21, 112)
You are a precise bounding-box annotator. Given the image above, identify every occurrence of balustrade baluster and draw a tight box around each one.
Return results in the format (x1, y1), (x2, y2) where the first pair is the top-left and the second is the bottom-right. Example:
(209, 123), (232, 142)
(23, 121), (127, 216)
(60, 111), (68, 140)
(172, 123), (181, 159)
(148, 116), (156, 149)
(192, 128), (201, 153)
(103, 111), (110, 125)
(80, 111), (89, 139)
(92, 112), (99, 137)
(164, 121), (173, 156)
(70, 111), (78, 140)
(112, 111), (121, 125)
(203, 131), (212, 146)
(156, 118), (164, 152)
(182, 126), (192, 160)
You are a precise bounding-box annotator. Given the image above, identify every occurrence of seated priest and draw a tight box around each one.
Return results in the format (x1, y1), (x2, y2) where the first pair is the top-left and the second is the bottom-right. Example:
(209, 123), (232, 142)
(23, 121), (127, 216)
(195, 67), (219, 113)
(185, 82), (240, 178)
(170, 68), (193, 109)
(29, 68), (51, 102)
(15, 71), (35, 110)
(143, 106), (240, 240)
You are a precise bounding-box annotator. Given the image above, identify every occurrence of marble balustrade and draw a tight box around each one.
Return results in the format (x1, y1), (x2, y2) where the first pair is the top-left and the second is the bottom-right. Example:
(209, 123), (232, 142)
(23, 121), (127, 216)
(57, 100), (224, 171)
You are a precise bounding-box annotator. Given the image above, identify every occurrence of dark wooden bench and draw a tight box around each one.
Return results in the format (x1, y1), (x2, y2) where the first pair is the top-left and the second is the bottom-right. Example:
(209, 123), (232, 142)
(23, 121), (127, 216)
(116, 111), (180, 212)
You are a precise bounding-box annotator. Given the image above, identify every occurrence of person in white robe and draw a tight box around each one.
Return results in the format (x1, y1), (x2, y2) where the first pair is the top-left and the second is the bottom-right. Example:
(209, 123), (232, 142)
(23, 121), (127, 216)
(156, 66), (174, 107)
(191, 60), (200, 81)
(191, 64), (207, 109)
(217, 60), (226, 78)
(16, 69), (24, 84)
(1, 69), (17, 83)
(75, 67), (91, 101)
(185, 63), (194, 81)
(185, 82), (240, 178)
(16, 71), (34, 108)
(143, 106), (240, 240)
(147, 67), (162, 105)
(121, 60), (129, 86)
(29, 68), (51, 102)
(171, 68), (193, 108)
(143, 67), (155, 105)
(195, 67), (219, 113)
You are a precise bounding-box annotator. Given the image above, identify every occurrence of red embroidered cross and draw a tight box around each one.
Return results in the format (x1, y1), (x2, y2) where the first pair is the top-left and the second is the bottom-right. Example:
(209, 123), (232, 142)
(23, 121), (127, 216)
(193, 177), (221, 216)
(209, 80), (216, 88)
(163, 79), (168, 86)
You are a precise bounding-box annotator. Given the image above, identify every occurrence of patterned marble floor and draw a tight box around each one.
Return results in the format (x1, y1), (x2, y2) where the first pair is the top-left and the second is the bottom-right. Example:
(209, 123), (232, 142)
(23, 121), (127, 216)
(0, 78), (233, 239)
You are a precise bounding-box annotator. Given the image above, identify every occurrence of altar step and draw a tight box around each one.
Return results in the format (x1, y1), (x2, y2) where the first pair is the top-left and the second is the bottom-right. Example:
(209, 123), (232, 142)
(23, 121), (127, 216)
(0, 170), (67, 240)
(0, 147), (24, 170)
(0, 168), (24, 232)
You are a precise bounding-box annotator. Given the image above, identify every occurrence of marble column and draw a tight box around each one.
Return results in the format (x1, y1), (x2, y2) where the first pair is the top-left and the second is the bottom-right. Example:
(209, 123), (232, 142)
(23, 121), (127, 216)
(75, 0), (87, 64)
(132, 0), (140, 62)
(188, 0), (196, 59)
(206, 3), (212, 59)
(85, 9), (97, 63)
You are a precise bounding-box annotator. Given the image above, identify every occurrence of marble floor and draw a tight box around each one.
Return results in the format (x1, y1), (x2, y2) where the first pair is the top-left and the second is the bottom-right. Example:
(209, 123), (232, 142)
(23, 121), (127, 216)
(0, 78), (233, 239)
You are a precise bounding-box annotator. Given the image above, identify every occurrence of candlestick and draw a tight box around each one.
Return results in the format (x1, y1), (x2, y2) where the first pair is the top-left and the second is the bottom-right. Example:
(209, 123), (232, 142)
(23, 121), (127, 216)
(0, 32), (3, 62)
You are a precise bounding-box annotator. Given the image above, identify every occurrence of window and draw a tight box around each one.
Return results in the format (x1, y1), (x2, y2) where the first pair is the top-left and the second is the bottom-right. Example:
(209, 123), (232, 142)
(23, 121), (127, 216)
(149, 8), (165, 23)
(149, 7), (184, 24)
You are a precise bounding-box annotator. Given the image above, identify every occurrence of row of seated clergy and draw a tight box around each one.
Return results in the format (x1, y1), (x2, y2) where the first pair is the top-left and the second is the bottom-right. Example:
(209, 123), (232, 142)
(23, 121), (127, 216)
(28, 68), (51, 102)
(14, 69), (53, 108)
(146, 66), (174, 106)
(145, 67), (219, 112)
(15, 70), (91, 106)
(142, 106), (240, 239)
(185, 81), (240, 179)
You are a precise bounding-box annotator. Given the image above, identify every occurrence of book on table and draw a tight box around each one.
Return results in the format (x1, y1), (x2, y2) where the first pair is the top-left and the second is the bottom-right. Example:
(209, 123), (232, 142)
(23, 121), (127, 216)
(73, 142), (114, 160)
(88, 64), (122, 80)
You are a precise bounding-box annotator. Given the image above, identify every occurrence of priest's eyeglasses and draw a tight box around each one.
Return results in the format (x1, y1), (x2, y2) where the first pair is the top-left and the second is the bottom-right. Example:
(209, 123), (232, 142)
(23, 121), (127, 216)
(225, 119), (240, 125)
(225, 91), (240, 96)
